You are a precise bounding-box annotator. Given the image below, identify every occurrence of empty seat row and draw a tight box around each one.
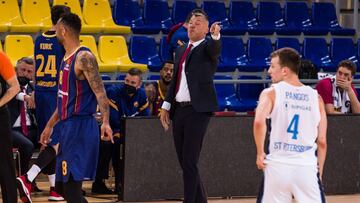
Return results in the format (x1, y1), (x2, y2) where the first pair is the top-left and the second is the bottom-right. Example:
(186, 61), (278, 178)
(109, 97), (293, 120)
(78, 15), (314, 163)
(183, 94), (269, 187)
(125, 35), (360, 73)
(129, 0), (353, 36)
(0, 0), (130, 34)
(2, 35), (147, 73)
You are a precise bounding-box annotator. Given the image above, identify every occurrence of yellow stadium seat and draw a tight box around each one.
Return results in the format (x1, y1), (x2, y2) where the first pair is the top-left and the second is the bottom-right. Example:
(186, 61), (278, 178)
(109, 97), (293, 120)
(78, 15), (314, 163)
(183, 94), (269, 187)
(0, 0), (40, 32)
(79, 35), (117, 72)
(5, 35), (34, 66)
(52, 0), (101, 33)
(21, 0), (52, 32)
(98, 36), (147, 72)
(82, 0), (131, 34)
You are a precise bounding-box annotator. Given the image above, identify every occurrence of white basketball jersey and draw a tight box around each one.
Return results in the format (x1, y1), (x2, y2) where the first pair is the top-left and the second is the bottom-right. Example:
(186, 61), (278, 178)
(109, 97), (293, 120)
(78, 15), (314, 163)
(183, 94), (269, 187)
(265, 81), (320, 166)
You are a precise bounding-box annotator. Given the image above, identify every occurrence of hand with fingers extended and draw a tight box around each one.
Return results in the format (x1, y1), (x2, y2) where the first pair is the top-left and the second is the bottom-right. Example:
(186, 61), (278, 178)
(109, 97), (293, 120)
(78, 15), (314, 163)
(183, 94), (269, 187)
(101, 122), (113, 143)
(40, 125), (53, 146)
(160, 109), (170, 131)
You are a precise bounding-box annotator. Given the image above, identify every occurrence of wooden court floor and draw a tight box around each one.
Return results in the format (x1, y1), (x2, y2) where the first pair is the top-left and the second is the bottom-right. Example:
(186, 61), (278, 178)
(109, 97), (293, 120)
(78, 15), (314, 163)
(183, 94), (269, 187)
(2, 181), (359, 202)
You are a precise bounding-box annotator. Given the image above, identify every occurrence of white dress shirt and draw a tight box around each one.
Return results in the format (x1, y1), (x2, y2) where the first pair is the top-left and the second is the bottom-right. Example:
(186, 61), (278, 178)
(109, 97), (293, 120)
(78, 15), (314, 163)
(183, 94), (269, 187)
(13, 85), (31, 127)
(162, 34), (220, 111)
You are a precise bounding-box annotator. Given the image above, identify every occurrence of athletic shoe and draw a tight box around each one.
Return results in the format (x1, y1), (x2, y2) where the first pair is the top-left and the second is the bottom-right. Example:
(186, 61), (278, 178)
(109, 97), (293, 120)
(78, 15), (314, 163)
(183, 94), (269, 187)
(48, 187), (64, 201)
(16, 175), (32, 203)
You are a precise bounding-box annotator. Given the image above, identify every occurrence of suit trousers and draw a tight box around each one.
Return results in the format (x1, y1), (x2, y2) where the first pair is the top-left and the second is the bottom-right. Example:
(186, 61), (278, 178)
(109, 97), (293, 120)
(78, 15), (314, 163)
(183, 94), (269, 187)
(0, 106), (18, 203)
(172, 104), (210, 203)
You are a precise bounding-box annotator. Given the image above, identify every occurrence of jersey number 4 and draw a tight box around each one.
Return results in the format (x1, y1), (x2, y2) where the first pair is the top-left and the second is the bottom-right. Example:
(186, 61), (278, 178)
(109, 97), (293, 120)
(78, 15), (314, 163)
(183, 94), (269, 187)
(36, 54), (57, 78)
(287, 114), (299, 140)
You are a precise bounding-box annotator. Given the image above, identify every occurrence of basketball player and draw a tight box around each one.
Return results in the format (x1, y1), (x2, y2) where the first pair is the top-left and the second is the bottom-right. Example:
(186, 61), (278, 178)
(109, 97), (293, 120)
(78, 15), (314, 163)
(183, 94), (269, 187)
(16, 5), (70, 203)
(253, 48), (327, 203)
(40, 13), (112, 203)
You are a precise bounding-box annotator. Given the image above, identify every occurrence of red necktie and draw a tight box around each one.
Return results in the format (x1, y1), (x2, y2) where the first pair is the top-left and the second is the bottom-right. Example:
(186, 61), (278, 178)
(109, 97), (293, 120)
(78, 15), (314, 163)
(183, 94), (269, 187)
(20, 87), (28, 136)
(175, 44), (193, 94)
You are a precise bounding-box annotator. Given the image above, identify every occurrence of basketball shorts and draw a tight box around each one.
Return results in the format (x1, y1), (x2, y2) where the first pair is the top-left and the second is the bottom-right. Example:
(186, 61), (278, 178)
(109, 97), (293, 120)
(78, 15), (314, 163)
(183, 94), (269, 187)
(56, 115), (99, 182)
(257, 162), (326, 203)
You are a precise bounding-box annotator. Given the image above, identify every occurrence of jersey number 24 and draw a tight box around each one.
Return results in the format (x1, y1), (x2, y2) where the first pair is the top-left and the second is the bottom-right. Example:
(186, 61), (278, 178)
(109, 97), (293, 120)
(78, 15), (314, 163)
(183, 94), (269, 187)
(36, 54), (57, 78)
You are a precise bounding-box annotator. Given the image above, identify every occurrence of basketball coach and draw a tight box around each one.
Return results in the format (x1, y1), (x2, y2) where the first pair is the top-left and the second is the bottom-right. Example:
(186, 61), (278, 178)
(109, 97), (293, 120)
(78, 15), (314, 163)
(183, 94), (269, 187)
(160, 9), (221, 203)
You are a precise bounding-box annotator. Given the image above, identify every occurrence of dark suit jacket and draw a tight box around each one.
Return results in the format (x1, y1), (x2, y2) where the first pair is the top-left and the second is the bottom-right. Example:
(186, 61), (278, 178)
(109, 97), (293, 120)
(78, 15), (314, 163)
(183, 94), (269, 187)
(165, 36), (221, 119)
(8, 83), (36, 127)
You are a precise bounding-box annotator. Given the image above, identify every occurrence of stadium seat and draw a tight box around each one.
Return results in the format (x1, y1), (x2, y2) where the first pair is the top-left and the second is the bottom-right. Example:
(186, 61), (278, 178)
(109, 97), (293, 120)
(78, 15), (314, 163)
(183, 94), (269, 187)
(172, 0), (197, 24)
(79, 35), (118, 72)
(231, 76), (264, 112)
(275, 38), (301, 55)
(228, 1), (256, 35)
(303, 38), (336, 72)
(249, 2), (285, 35)
(312, 2), (355, 36)
(202, 1), (236, 35)
(129, 36), (163, 72)
(4, 35), (34, 66)
(244, 37), (273, 72)
(101, 74), (112, 89)
(159, 36), (173, 62)
(116, 74), (126, 80)
(82, 0), (131, 34)
(218, 37), (247, 72)
(148, 75), (160, 81)
(53, 0), (102, 33)
(0, 0), (40, 32)
(214, 75), (238, 111)
(330, 38), (357, 67)
(112, 0), (148, 33)
(279, 2), (310, 35)
(98, 36), (147, 73)
(143, 0), (173, 34)
(21, 0), (52, 31)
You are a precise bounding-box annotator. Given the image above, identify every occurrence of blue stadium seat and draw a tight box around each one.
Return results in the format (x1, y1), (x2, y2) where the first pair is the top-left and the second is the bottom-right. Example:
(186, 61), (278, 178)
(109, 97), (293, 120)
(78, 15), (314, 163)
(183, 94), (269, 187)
(202, 1), (236, 35)
(214, 75), (238, 111)
(275, 38), (301, 55)
(129, 36), (163, 72)
(303, 38), (336, 72)
(249, 2), (285, 35)
(112, 0), (151, 33)
(101, 74), (112, 89)
(172, 0), (197, 24)
(218, 37), (247, 72)
(331, 38), (357, 67)
(278, 2), (309, 35)
(228, 1), (257, 35)
(143, 0), (173, 34)
(159, 36), (173, 62)
(116, 74), (126, 80)
(229, 76), (264, 112)
(243, 37), (273, 72)
(312, 2), (355, 36)
(148, 75), (160, 80)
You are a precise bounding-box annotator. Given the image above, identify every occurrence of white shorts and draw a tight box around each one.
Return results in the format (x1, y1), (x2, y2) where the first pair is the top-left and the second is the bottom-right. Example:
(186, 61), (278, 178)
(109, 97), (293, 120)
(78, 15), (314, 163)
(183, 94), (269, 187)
(258, 162), (326, 203)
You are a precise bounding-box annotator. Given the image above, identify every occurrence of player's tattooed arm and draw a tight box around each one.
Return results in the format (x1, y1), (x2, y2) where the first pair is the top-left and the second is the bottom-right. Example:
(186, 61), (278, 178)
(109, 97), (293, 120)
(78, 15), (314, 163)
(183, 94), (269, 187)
(76, 51), (109, 124)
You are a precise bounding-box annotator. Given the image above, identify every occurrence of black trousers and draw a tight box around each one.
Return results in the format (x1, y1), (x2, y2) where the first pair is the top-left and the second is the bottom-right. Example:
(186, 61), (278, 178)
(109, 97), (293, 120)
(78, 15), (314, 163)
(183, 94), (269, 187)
(95, 137), (124, 190)
(0, 106), (18, 203)
(12, 130), (34, 175)
(172, 105), (210, 203)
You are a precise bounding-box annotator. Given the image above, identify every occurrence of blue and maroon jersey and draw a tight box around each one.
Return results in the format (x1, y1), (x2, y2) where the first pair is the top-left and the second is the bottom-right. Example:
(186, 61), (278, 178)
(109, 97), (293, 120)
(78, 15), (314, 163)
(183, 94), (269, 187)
(34, 31), (65, 92)
(57, 46), (97, 120)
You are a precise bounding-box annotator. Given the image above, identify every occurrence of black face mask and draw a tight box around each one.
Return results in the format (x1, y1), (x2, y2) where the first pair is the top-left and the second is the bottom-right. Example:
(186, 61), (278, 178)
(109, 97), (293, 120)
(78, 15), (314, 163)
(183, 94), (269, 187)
(124, 84), (137, 95)
(18, 76), (30, 86)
